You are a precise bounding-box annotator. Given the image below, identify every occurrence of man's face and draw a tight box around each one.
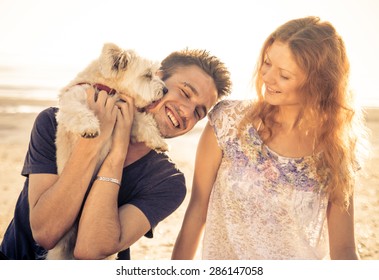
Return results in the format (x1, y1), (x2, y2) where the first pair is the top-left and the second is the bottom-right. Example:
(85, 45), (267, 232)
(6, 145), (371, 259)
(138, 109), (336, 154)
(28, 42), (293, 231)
(146, 65), (218, 138)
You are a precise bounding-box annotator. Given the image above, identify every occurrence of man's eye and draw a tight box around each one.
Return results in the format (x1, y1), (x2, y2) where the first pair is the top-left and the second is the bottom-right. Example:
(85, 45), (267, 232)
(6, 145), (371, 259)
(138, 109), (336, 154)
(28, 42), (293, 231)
(181, 89), (189, 98)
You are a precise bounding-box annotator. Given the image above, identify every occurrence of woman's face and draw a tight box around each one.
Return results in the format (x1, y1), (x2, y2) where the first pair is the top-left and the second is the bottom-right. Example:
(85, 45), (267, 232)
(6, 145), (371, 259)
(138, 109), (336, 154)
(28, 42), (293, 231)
(260, 41), (306, 107)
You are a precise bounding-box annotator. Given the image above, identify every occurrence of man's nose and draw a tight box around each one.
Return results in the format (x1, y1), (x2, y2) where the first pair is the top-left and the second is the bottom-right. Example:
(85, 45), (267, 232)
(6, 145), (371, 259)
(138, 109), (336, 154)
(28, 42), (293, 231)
(179, 100), (196, 118)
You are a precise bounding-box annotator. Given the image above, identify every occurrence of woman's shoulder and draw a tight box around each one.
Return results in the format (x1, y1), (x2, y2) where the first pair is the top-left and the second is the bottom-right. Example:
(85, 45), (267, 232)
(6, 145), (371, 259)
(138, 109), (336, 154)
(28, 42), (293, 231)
(208, 99), (252, 124)
(212, 99), (251, 112)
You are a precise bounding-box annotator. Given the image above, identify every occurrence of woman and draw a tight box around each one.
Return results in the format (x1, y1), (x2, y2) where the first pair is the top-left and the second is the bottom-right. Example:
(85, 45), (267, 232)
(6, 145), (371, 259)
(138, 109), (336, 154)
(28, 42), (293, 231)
(172, 16), (368, 260)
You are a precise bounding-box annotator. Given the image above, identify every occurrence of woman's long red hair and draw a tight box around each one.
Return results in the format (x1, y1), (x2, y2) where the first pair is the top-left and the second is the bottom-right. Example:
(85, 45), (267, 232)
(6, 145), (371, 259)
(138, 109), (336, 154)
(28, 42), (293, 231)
(239, 16), (369, 208)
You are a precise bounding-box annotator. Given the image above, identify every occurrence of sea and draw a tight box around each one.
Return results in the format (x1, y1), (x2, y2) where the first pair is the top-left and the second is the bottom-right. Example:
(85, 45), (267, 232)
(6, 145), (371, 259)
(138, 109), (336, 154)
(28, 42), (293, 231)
(0, 62), (206, 154)
(0, 63), (73, 113)
(1, 62), (379, 115)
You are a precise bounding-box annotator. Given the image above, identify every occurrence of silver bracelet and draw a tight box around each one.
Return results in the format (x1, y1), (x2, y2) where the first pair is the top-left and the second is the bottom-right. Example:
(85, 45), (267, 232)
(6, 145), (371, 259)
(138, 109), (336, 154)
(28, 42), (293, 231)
(95, 176), (121, 186)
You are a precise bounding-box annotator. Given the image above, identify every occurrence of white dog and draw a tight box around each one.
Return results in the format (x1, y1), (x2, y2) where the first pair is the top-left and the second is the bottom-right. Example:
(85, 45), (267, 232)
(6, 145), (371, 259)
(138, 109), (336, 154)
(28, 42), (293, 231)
(46, 43), (168, 259)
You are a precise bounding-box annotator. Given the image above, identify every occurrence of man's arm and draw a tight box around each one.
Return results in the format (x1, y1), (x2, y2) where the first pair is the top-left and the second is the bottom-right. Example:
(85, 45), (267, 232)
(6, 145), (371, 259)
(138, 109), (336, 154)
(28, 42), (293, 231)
(73, 170), (151, 259)
(73, 96), (151, 259)
(28, 89), (118, 249)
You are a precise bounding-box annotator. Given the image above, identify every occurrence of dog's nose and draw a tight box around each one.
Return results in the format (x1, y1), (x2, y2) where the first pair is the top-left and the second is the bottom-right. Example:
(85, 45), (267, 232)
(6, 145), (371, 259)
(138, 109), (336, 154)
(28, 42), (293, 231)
(163, 87), (168, 95)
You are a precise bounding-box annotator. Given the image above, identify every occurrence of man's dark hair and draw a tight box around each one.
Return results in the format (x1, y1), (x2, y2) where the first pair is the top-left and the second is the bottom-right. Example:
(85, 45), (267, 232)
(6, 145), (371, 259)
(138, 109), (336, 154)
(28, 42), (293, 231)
(160, 48), (232, 100)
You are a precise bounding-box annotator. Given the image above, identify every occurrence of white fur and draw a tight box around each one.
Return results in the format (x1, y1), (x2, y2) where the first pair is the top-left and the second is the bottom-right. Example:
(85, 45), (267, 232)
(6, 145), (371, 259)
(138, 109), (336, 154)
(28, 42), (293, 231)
(47, 43), (168, 260)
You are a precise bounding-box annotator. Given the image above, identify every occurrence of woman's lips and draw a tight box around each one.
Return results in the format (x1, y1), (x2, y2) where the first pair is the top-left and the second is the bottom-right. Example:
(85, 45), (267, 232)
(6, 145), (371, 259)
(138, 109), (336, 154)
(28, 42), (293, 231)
(266, 86), (281, 93)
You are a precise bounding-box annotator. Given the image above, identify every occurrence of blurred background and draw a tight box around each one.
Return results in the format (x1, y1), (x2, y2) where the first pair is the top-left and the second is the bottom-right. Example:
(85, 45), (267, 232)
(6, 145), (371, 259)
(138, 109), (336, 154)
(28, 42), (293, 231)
(0, 0), (378, 110)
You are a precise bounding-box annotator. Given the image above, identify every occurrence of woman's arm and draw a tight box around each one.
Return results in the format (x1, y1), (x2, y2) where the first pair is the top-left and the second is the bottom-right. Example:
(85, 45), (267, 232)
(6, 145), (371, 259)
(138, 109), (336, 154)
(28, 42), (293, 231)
(171, 122), (222, 259)
(327, 195), (360, 259)
(28, 89), (118, 249)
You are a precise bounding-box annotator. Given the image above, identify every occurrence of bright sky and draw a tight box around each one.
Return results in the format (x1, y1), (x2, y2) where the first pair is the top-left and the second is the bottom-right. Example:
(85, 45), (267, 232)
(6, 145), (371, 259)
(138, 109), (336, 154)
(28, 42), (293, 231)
(0, 0), (378, 105)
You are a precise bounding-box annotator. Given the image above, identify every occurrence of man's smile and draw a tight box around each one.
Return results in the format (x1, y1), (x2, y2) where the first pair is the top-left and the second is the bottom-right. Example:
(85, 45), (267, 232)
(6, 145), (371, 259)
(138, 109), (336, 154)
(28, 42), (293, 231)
(166, 107), (180, 128)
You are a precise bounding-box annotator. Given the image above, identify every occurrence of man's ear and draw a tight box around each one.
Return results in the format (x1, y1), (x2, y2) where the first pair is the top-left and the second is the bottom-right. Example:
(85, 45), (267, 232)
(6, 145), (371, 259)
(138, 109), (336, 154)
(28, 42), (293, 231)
(99, 43), (130, 78)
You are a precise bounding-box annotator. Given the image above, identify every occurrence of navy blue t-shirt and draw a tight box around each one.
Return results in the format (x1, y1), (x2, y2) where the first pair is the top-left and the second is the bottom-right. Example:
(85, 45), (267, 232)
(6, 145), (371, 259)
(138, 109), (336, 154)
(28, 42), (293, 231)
(0, 107), (186, 260)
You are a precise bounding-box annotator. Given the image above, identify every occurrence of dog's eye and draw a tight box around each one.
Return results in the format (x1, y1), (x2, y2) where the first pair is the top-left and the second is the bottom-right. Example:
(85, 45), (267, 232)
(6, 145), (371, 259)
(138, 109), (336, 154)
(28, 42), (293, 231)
(144, 71), (153, 80)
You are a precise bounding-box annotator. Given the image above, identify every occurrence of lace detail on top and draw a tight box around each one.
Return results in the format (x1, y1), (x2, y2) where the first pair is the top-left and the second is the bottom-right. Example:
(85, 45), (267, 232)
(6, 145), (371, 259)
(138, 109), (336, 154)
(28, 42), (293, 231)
(203, 100), (329, 260)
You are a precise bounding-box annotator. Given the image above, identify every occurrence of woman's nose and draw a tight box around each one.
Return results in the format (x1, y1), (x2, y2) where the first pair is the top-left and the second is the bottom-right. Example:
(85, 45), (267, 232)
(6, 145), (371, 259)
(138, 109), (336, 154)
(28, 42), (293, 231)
(262, 69), (275, 84)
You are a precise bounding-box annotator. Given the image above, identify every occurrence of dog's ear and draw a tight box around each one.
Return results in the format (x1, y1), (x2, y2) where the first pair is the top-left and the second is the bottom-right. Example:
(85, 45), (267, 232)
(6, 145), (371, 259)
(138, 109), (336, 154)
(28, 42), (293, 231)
(99, 43), (131, 78)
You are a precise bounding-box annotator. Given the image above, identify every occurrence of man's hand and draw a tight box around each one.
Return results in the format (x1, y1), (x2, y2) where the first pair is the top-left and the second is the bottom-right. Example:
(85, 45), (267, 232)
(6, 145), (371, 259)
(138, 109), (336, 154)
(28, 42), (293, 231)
(86, 87), (118, 144)
(110, 96), (135, 159)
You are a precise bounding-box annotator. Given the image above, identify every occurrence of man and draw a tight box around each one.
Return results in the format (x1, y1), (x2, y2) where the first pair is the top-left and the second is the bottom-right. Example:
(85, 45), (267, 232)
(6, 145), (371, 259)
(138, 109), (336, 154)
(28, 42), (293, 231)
(0, 49), (231, 259)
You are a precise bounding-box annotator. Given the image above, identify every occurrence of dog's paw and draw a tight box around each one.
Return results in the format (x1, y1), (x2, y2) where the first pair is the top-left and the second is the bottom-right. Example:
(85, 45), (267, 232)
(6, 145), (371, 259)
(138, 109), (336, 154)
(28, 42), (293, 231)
(74, 115), (100, 138)
(131, 111), (169, 151)
(130, 130), (168, 152)
(147, 137), (169, 152)
(79, 121), (100, 138)
(81, 131), (99, 138)
(155, 141), (169, 153)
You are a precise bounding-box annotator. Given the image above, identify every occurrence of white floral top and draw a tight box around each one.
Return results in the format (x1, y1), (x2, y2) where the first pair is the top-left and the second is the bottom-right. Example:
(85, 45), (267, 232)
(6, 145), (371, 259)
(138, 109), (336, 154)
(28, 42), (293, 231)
(202, 100), (330, 260)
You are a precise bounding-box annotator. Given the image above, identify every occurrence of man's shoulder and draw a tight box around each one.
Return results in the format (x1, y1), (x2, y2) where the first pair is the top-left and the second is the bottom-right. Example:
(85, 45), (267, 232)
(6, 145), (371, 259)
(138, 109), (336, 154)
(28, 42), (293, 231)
(128, 150), (184, 181)
(33, 107), (59, 129)
(146, 151), (184, 175)
(41, 106), (59, 114)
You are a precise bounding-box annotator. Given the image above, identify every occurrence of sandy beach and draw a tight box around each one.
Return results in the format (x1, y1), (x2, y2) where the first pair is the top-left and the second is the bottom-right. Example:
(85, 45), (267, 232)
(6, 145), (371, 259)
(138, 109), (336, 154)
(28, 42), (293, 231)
(0, 97), (378, 260)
